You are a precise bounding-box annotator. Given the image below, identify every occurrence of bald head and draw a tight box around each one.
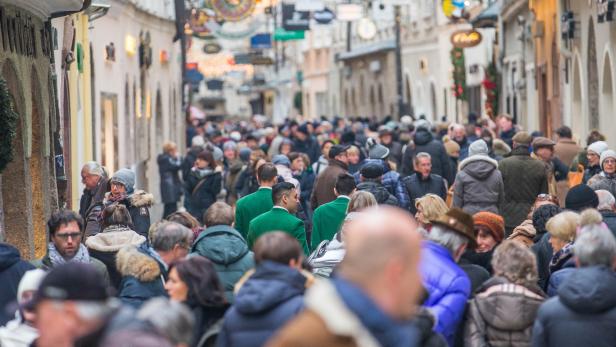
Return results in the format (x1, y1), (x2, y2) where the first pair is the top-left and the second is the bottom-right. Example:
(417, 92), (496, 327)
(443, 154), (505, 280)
(338, 207), (422, 320)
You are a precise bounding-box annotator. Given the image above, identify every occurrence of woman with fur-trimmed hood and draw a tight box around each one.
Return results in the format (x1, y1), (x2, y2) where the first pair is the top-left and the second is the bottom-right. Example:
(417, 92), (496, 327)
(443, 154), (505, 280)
(116, 245), (167, 308)
(453, 139), (505, 215)
(104, 168), (154, 238)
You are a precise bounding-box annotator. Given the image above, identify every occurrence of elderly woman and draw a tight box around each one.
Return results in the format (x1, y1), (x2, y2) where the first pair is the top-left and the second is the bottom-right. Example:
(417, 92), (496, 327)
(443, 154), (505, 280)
(464, 241), (545, 347)
(588, 149), (616, 198)
(158, 141), (183, 218)
(414, 194), (449, 234)
(544, 211), (580, 295)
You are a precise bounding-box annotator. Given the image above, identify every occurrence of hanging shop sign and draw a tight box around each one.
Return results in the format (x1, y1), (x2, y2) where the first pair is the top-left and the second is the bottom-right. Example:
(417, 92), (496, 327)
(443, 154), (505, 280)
(597, 0), (616, 23)
(203, 42), (222, 54)
(206, 18), (261, 40)
(450, 29), (482, 48)
(188, 8), (215, 39)
(357, 18), (377, 40)
(336, 4), (364, 21)
(282, 4), (310, 31)
(273, 28), (305, 41)
(250, 33), (272, 49)
(251, 56), (274, 65)
(211, 0), (256, 22)
(206, 79), (224, 90)
(313, 8), (336, 25)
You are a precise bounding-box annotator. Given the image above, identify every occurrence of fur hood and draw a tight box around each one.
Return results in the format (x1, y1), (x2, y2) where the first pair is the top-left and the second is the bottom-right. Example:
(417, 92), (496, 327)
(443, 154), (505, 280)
(85, 227), (146, 252)
(458, 154), (498, 171)
(104, 190), (154, 208)
(116, 246), (161, 282)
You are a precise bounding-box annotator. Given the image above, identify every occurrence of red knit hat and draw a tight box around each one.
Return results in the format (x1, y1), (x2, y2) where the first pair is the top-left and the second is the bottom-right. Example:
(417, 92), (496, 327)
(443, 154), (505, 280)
(473, 212), (504, 243)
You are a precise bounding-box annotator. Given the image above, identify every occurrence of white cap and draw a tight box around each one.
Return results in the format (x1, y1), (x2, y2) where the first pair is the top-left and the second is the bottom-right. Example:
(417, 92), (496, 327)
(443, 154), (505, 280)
(588, 141), (609, 156)
(17, 269), (46, 303)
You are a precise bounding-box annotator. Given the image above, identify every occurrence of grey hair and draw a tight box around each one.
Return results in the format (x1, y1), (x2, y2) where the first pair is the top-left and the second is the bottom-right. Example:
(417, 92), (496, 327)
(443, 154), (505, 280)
(138, 298), (195, 345)
(204, 202), (234, 226)
(414, 152), (431, 164)
(574, 224), (616, 267)
(596, 190), (616, 211)
(151, 222), (193, 252)
(82, 161), (106, 177)
(427, 225), (468, 255)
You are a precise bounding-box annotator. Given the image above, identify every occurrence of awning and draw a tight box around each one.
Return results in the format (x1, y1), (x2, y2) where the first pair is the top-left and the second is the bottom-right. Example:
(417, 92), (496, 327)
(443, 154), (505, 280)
(471, 1), (501, 28)
(336, 40), (396, 61)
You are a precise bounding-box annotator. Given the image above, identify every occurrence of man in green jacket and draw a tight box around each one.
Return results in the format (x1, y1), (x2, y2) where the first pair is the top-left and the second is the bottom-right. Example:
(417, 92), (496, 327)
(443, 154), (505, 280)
(248, 182), (309, 255)
(235, 163), (278, 238)
(311, 173), (356, 251)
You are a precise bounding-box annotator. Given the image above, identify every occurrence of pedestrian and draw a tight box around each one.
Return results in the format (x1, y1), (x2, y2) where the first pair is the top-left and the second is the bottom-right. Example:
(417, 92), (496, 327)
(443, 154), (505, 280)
(544, 211), (580, 296)
(403, 152), (447, 214)
(115, 243), (167, 308)
(346, 190), (378, 213)
(32, 210), (109, 285)
(0, 244), (34, 326)
(222, 141), (243, 206)
(461, 211), (505, 274)
(0, 269), (46, 347)
(451, 124), (470, 161)
(499, 132), (548, 235)
(421, 208), (473, 346)
(192, 202), (254, 303)
(292, 123), (320, 163)
(149, 221), (193, 275)
(247, 182), (309, 255)
(588, 149), (616, 198)
(105, 168), (154, 238)
(497, 114), (517, 148)
(235, 149), (265, 199)
(401, 122), (452, 183)
(85, 203), (147, 289)
(268, 207), (424, 347)
(464, 241), (545, 347)
(414, 194), (449, 233)
(378, 126), (403, 168)
(79, 162), (109, 237)
(346, 145), (362, 174)
(443, 138), (460, 178)
(311, 144), (350, 209)
(165, 256), (229, 347)
(532, 137), (569, 204)
(288, 152), (315, 214)
(184, 150), (223, 222)
(532, 224), (616, 347)
(452, 139), (505, 215)
(596, 190), (616, 237)
(158, 141), (183, 218)
(234, 163), (277, 238)
(357, 162), (399, 206)
(217, 232), (311, 347)
(582, 140), (608, 183)
(554, 126), (581, 168)
(311, 173), (356, 251)
(312, 140), (334, 176)
(166, 210), (203, 241)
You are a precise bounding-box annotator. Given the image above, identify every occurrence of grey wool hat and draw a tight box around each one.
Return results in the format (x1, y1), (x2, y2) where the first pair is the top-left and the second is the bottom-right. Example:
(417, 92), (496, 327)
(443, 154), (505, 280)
(369, 144), (390, 160)
(468, 139), (489, 157)
(111, 168), (136, 192)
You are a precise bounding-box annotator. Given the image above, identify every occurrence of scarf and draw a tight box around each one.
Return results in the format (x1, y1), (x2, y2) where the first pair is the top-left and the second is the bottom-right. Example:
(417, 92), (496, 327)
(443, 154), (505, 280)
(48, 242), (90, 266)
(106, 193), (128, 204)
(549, 242), (573, 273)
(193, 167), (214, 179)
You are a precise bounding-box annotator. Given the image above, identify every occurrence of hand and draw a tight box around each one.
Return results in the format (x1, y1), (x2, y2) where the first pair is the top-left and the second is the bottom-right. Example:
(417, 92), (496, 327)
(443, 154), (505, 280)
(215, 165), (223, 173)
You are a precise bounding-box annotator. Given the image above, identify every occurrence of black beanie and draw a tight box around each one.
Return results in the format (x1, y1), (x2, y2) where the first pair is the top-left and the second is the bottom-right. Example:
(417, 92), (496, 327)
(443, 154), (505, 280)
(532, 204), (563, 234)
(565, 184), (599, 211)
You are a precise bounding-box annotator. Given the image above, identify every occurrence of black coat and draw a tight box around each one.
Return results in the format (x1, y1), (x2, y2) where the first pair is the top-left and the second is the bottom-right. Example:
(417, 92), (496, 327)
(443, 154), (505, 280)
(384, 141), (404, 168)
(235, 168), (259, 199)
(185, 170), (222, 221)
(292, 136), (320, 164)
(108, 191), (154, 239)
(401, 128), (453, 183)
(357, 181), (399, 206)
(532, 266), (616, 347)
(402, 173), (448, 214)
(0, 243), (34, 325)
(79, 175), (110, 237)
(158, 153), (183, 204)
(532, 233), (553, 292)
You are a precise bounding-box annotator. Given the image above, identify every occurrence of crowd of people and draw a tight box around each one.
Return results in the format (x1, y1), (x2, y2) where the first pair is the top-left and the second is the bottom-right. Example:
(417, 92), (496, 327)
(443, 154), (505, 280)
(1, 113), (616, 347)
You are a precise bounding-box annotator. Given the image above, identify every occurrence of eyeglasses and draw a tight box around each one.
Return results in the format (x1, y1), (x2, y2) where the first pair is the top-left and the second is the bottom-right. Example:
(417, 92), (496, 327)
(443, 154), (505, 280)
(604, 159), (616, 165)
(54, 232), (82, 240)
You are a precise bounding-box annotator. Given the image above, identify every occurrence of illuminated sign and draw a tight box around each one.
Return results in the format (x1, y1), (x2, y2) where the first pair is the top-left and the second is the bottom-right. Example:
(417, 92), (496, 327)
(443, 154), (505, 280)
(450, 30), (482, 48)
(125, 35), (137, 56)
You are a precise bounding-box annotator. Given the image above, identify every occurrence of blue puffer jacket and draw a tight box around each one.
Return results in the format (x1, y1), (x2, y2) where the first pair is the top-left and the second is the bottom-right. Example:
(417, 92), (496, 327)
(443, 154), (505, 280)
(216, 261), (306, 347)
(0, 243), (34, 326)
(420, 241), (470, 347)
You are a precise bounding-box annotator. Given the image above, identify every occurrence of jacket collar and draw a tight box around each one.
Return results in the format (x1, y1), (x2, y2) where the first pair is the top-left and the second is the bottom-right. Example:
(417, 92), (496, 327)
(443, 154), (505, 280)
(423, 241), (455, 262)
(328, 159), (349, 170)
(510, 145), (531, 157)
(458, 154), (498, 171)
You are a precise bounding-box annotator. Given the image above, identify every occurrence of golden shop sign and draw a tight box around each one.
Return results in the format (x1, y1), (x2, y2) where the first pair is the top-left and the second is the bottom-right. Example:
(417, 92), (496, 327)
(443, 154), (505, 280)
(450, 29), (482, 48)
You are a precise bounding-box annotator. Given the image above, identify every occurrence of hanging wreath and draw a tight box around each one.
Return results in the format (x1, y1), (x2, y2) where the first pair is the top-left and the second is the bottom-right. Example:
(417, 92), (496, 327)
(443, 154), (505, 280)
(482, 61), (499, 119)
(450, 47), (466, 101)
(0, 77), (18, 173)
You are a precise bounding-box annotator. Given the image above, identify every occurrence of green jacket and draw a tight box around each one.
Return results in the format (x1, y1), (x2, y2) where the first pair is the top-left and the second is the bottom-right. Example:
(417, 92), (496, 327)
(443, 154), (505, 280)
(191, 225), (255, 303)
(235, 187), (274, 238)
(31, 253), (111, 286)
(311, 196), (349, 251)
(247, 207), (309, 255)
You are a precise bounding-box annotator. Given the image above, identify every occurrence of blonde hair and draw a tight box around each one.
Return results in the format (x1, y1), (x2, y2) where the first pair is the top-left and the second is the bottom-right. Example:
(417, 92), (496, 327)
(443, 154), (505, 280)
(347, 145), (360, 155)
(347, 191), (377, 213)
(162, 141), (177, 154)
(415, 194), (449, 224)
(546, 211), (580, 242)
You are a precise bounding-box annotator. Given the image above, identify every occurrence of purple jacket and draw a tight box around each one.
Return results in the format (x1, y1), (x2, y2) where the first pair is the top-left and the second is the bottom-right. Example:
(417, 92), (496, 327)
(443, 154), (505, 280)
(420, 241), (470, 346)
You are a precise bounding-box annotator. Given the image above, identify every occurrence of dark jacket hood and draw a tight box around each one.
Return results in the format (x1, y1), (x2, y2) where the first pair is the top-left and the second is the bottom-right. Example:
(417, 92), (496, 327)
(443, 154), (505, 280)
(192, 225), (250, 265)
(234, 261), (306, 315)
(460, 156), (498, 180)
(0, 243), (21, 270)
(357, 181), (392, 204)
(558, 266), (616, 313)
(414, 128), (434, 146)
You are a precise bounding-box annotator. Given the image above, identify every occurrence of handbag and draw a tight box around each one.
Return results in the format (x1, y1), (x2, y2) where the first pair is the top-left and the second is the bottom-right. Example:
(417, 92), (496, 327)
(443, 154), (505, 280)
(568, 164), (584, 188)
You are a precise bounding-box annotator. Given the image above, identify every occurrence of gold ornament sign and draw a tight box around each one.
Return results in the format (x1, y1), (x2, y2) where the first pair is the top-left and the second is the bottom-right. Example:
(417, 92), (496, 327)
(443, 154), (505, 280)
(211, 0), (256, 22)
(450, 29), (482, 48)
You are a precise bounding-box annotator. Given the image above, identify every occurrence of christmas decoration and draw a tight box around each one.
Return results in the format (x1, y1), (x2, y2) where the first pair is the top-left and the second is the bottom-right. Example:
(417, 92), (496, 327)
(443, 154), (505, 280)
(482, 61), (500, 119)
(210, 0), (256, 22)
(451, 47), (466, 101)
(0, 78), (18, 173)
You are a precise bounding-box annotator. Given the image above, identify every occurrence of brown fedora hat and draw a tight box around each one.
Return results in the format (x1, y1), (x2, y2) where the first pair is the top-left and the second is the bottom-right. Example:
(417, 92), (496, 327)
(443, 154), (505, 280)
(430, 208), (476, 247)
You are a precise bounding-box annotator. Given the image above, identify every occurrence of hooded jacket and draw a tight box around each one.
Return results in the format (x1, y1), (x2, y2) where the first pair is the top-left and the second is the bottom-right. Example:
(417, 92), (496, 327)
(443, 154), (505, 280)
(532, 266), (616, 347)
(116, 245), (166, 308)
(464, 277), (545, 347)
(216, 261), (307, 347)
(357, 180), (399, 206)
(402, 128), (453, 183)
(0, 244), (34, 326)
(185, 169), (222, 221)
(453, 155), (505, 215)
(191, 225), (255, 303)
(105, 190), (155, 239)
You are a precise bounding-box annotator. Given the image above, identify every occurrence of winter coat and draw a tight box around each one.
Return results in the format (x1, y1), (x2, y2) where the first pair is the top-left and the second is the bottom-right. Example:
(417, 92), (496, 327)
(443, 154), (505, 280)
(294, 169), (315, 213)
(158, 153), (183, 204)
(185, 169), (222, 221)
(224, 159), (244, 205)
(181, 145), (203, 181)
(452, 155), (505, 215)
(86, 225), (147, 289)
(532, 266), (616, 347)
(292, 136), (320, 164)
(0, 244), (34, 326)
(460, 263), (490, 294)
(546, 257), (576, 297)
(384, 141), (404, 168)
(583, 164), (602, 184)
(247, 207), (309, 255)
(191, 225), (255, 303)
(0, 316), (38, 347)
(531, 233), (553, 292)
(234, 187), (273, 239)
(31, 251), (110, 287)
(353, 159), (410, 209)
(312, 155), (329, 177)
(216, 261), (307, 347)
(189, 303), (228, 347)
(554, 139), (581, 168)
(420, 241), (471, 346)
(105, 190), (155, 239)
(498, 146), (548, 233)
(310, 159), (348, 210)
(600, 210), (616, 239)
(307, 235), (345, 278)
(402, 128), (453, 183)
(456, 137), (470, 161)
(588, 172), (616, 199)
(403, 173), (447, 214)
(115, 245), (166, 308)
(235, 168), (260, 199)
(79, 175), (109, 237)
(507, 219), (537, 247)
(357, 181), (399, 206)
(465, 277), (545, 347)
(311, 196), (349, 251)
